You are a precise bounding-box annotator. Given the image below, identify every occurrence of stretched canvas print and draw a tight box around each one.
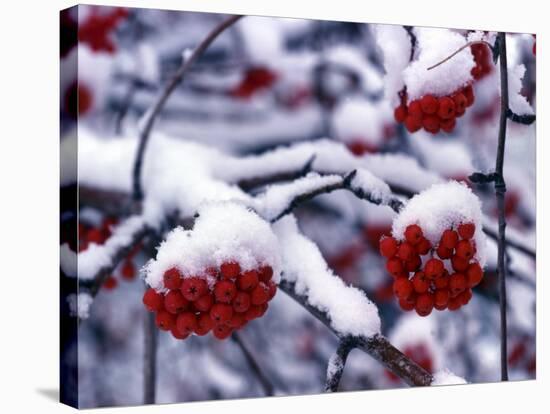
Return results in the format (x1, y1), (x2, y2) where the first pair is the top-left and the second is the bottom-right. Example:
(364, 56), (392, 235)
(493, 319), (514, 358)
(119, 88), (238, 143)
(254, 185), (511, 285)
(59, 4), (536, 408)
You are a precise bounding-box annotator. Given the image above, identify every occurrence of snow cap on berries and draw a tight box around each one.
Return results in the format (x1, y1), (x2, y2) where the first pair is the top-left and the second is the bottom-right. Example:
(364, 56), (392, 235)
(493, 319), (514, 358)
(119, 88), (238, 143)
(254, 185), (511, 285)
(391, 181), (487, 266)
(144, 201), (282, 291)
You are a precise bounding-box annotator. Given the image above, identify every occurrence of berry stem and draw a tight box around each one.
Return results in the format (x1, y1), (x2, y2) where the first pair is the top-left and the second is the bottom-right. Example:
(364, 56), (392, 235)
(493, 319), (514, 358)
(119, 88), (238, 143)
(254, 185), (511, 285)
(143, 295), (158, 404)
(426, 40), (494, 71)
(231, 332), (275, 396)
(131, 15), (243, 204)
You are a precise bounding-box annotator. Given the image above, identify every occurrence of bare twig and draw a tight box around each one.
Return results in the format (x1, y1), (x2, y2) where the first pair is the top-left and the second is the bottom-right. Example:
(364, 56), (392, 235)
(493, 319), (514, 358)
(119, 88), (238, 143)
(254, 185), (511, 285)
(231, 332), (275, 396)
(403, 26), (417, 61)
(505, 108), (536, 125)
(427, 40), (494, 71)
(325, 337), (356, 392)
(131, 14), (243, 203)
(143, 303), (158, 404)
(279, 280), (433, 386)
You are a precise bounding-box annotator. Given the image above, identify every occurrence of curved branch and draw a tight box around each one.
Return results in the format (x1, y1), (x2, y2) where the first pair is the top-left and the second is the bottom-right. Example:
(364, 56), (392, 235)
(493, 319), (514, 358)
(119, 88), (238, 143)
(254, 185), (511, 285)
(325, 337), (356, 392)
(279, 280), (433, 386)
(131, 14), (243, 203)
(506, 108), (536, 125)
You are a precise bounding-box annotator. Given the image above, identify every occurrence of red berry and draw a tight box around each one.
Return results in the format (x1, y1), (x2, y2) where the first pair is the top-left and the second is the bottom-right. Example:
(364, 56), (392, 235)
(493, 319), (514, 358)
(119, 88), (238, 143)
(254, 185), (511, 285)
(447, 297), (462, 311)
(463, 85), (475, 107)
(415, 293), (434, 316)
(394, 105), (407, 123)
(143, 288), (164, 312)
(386, 257), (404, 277)
(258, 265), (273, 282)
(449, 273), (467, 297)
(163, 267), (182, 290)
(393, 277), (413, 299)
(424, 258), (444, 279)
(194, 293), (214, 312)
(164, 290), (189, 314)
(406, 254), (422, 272)
(422, 115), (440, 134)
(466, 263), (484, 287)
(232, 291), (251, 313)
(405, 115), (422, 133)
(434, 272), (450, 289)
(220, 261), (241, 279)
(404, 224), (424, 245)
(87, 228), (104, 244)
(420, 94), (439, 115)
(434, 289), (450, 307)
(155, 311), (175, 331)
(120, 260), (136, 280)
(457, 222), (476, 239)
(266, 280), (277, 300)
(251, 282), (270, 305)
(228, 312), (246, 329)
(170, 325), (189, 340)
(440, 117), (456, 133)
(452, 93), (467, 116)
(455, 240), (474, 260)
(437, 96), (456, 119)
(237, 270), (259, 291)
(399, 297), (416, 311)
(180, 277), (208, 301)
(397, 242), (415, 261)
(379, 237), (399, 258)
(415, 238), (432, 255)
(103, 275), (118, 290)
(176, 312), (197, 335)
(213, 323), (233, 340)
(408, 100), (423, 120)
(245, 305), (263, 321)
(195, 312), (214, 336)
(459, 288), (473, 305)
(412, 271), (430, 294)
(214, 280), (237, 304)
(440, 229), (459, 249)
(210, 303), (233, 325)
(436, 244), (453, 260)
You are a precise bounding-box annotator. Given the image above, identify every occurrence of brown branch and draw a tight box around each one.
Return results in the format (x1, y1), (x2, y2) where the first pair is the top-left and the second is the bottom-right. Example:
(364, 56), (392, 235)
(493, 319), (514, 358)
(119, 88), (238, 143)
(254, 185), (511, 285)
(427, 40), (494, 71)
(231, 332), (275, 396)
(131, 14), (243, 203)
(279, 280), (433, 386)
(325, 337), (356, 392)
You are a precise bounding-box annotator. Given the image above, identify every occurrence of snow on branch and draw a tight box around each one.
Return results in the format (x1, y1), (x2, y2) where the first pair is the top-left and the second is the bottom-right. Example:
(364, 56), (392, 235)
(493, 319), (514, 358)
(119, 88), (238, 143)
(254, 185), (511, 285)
(325, 337), (356, 392)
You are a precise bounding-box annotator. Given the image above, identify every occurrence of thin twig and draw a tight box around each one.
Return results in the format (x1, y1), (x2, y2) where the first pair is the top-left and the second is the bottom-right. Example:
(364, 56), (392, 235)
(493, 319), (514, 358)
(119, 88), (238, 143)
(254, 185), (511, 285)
(143, 302), (158, 404)
(131, 14), (243, 203)
(494, 32), (509, 381)
(325, 337), (356, 392)
(506, 108), (536, 125)
(231, 332), (275, 396)
(279, 280), (433, 386)
(427, 40), (493, 71)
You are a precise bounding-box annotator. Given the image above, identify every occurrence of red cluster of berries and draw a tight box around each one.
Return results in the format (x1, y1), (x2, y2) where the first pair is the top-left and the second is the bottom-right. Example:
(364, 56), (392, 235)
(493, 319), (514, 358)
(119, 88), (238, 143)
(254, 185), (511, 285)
(386, 343), (433, 382)
(470, 43), (493, 80)
(230, 67), (278, 99)
(394, 86), (475, 134)
(142, 262), (277, 340)
(79, 217), (140, 290)
(64, 81), (94, 118)
(78, 7), (128, 54)
(379, 222), (484, 316)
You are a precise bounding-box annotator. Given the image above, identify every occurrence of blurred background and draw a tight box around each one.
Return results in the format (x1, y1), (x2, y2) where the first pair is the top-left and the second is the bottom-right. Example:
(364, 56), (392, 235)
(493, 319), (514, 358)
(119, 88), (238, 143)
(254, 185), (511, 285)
(59, 5), (536, 408)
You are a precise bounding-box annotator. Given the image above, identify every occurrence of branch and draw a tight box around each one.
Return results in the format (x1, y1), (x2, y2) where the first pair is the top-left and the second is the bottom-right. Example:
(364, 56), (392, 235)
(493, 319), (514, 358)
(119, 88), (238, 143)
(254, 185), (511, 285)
(427, 40), (494, 71)
(325, 336), (356, 392)
(403, 26), (417, 62)
(279, 280), (433, 386)
(231, 332), (275, 396)
(505, 108), (536, 125)
(131, 14), (243, 203)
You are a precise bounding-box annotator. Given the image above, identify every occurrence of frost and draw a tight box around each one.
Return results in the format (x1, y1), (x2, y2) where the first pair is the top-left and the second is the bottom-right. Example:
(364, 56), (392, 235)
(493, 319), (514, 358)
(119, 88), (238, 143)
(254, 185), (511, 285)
(431, 369), (467, 385)
(403, 28), (474, 101)
(144, 202), (282, 291)
(67, 293), (94, 319)
(392, 181), (487, 266)
(274, 216), (380, 337)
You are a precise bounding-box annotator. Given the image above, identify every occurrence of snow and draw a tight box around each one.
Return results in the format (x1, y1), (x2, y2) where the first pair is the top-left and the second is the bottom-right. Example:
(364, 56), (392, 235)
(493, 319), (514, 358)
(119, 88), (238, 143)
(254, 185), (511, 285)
(60, 243), (77, 277)
(507, 63), (535, 116)
(78, 216), (148, 280)
(274, 216), (380, 337)
(347, 168), (393, 205)
(144, 202), (282, 291)
(431, 369), (467, 385)
(403, 28), (475, 101)
(326, 352), (344, 380)
(392, 181), (487, 266)
(67, 292), (94, 319)
(60, 132), (77, 187)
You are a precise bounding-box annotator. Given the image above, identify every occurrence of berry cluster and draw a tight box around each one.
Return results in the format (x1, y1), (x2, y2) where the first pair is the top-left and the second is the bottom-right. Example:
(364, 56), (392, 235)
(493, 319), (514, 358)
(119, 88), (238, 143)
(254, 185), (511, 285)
(78, 7), (129, 54)
(393, 86), (475, 134)
(470, 43), (493, 80)
(230, 67), (278, 99)
(142, 262), (277, 340)
(79, 217), (140, 290)
(379, 222), (484, 316)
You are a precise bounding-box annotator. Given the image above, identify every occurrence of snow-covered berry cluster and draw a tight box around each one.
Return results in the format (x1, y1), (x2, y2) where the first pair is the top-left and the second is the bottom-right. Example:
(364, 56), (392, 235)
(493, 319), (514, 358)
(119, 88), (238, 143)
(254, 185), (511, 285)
(380, 221), (483, 316)
(470, 43), (493, 80)
(143, 262), (277, 340)
(394, 86), (475, 134)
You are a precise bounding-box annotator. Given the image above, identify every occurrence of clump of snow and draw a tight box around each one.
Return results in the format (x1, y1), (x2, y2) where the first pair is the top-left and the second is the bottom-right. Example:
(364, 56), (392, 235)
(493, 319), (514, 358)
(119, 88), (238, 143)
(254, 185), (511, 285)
(67, 293), (94, 319)
(507, 64), (535, 116)
(61, 243), (77, 277)
(347, 168), (393, 205)
(392, 181), (487, 266)
(326, 352), (344, 381)
(144, 202), (281, 291)
(78, 216), (148, 280)
(403, 28), (475, 101)
(431, 369), (467, 385)
(274, 216), (380, 337)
